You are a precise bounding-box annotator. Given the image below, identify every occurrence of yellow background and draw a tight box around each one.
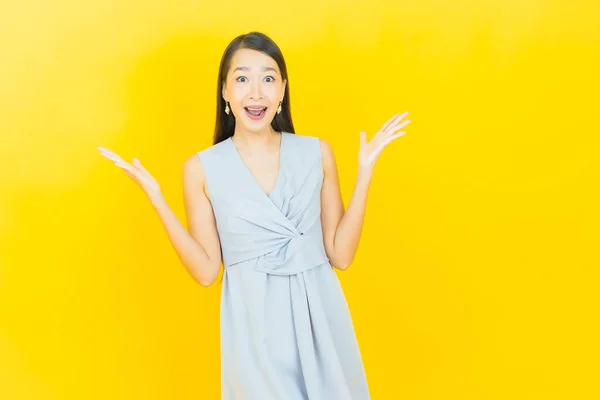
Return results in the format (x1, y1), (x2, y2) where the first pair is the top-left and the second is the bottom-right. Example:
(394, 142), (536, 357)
(1, 0), (599, 398)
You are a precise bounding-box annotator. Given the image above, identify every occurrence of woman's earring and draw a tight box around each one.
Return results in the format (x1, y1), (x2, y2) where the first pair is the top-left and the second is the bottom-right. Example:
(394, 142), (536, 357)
(277, 101), (282, 115)
(225, 101), (230, 115)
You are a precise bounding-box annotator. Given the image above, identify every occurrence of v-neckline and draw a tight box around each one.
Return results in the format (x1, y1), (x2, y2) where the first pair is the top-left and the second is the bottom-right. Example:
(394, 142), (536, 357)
(229, 132), (285, 198)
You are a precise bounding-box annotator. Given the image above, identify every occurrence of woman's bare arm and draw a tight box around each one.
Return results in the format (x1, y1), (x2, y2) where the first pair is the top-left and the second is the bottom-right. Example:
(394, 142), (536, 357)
(150, 155), (222, 286)
(98, 146), (222, 286)
(319, 139), (371, 270)
(319, 113), (411, 270)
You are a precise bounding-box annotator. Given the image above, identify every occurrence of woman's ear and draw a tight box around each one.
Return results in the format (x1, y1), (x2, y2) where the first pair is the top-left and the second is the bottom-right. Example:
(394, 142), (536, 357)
(221, 84), (227, 101)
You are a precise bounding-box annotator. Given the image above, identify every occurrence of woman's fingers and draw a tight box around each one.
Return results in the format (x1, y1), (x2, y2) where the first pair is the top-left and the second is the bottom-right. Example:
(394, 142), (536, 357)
(98, 148), (151, 177)
(98, 148), (147, 178)
(100, 152), (123, 164)
(380, 112), (408, 131)
(384, 113), (409, 132)
(121, 168), (139, 182)
(382, 132), (406, 147)
(383, 119), (411, 137)
(366, 131), (406, 165)
(380, 112), (405, 133)
(98, 147), (127, 164)
(375, 112), (409, 139)
(114, 161), (136, 173)
(98, 146), (119, 157)
(132, 158), (151, 178)
(99, 147), (161, 196)
(358, 112), (410, 168)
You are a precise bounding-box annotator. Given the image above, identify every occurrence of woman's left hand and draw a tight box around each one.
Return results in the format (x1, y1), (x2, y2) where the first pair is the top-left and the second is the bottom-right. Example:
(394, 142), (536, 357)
(358, 112), (411, 173)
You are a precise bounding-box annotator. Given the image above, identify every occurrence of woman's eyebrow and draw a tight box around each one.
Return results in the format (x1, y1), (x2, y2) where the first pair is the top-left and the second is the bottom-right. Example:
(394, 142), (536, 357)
(233, 66), (277, 73)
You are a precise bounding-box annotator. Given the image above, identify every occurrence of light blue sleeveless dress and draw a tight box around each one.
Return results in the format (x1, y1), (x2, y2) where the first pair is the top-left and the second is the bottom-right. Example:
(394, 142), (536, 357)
(198, 131), (370, 400)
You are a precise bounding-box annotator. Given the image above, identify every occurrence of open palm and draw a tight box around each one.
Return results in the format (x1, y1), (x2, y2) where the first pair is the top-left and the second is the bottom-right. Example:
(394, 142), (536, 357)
(97, 146), (162, 199)
(359, 112), (411, 171)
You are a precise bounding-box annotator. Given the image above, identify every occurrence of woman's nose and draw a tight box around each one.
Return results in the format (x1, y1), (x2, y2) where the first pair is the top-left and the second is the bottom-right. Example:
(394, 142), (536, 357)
(249, 82), (263, 100)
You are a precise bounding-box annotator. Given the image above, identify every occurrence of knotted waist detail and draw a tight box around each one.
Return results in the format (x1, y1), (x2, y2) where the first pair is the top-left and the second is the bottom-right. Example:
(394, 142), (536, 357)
(223, 230), (330, 276)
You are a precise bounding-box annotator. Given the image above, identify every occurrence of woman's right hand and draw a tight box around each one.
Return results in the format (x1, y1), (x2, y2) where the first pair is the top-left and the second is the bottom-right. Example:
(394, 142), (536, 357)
(97, 146), (163, 202)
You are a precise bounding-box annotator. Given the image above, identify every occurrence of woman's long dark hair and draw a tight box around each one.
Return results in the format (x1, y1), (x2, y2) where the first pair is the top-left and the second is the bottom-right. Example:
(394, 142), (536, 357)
(213, 32), (295, 145)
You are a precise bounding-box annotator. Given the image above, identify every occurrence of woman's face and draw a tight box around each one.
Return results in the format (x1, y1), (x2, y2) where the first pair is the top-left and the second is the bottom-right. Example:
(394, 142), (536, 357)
(222, 48), (286, 132)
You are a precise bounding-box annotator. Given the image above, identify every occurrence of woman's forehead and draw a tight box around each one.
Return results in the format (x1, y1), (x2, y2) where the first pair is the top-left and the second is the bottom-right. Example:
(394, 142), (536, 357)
(231, 49), (279, 72)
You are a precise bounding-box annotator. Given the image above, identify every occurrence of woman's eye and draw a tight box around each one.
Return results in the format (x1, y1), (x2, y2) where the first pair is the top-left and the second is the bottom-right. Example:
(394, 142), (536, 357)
(236, 76), (275, 82)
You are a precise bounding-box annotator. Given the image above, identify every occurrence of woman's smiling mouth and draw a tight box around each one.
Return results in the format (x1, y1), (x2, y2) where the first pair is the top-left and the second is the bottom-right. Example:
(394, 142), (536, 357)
(244, 106), (267, 120)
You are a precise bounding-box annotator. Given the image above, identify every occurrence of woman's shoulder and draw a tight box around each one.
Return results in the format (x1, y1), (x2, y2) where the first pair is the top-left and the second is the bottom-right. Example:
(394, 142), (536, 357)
(286, 131), (330, 154)
(183, 138), (231, 177)
(284, 132), (331, 168)
(285, 131), (325, 148)
(196, 137), (231, 160)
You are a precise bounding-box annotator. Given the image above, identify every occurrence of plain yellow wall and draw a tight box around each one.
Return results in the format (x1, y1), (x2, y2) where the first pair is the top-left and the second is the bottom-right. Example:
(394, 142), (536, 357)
(1, 0), (599, 398)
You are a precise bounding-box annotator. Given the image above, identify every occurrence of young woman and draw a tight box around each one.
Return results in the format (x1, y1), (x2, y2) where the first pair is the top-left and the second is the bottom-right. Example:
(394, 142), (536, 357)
(99, 31), (410, 399)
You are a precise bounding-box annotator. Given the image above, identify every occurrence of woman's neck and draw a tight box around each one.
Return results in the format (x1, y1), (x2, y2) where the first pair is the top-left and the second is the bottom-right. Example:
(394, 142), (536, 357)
(231, 127), (280, 150)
